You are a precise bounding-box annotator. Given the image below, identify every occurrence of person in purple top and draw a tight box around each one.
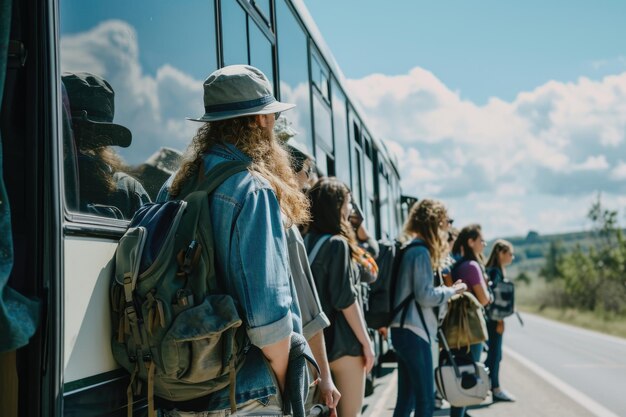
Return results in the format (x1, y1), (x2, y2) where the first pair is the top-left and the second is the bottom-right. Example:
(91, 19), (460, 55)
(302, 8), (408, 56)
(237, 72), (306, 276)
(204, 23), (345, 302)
(449, 224), (492, 417)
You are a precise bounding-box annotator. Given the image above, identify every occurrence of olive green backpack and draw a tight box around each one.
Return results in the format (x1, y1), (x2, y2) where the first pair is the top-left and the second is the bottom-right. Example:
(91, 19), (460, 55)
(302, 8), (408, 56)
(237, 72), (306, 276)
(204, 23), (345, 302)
(110, 161), (249, 417)
(440, 292), (488, 350)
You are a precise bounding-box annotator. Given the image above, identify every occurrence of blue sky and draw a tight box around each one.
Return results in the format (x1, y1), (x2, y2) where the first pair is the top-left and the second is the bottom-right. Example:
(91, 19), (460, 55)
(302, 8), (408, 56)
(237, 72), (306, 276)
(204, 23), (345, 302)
(304, 0), (626, 238)
(59, 1), (626, 238)
(305, 0), (626, 104)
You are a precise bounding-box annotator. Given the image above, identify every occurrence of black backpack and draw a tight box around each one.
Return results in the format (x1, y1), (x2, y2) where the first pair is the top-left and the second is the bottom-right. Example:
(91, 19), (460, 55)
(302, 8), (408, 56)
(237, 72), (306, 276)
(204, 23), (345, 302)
(364, 240), (426, 328)
(485, 267), (515, 320)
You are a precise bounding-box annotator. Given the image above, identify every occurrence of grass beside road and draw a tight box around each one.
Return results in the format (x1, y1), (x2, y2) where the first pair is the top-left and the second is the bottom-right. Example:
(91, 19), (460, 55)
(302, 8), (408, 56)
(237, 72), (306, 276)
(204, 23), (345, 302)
(519, 305), (626, 339)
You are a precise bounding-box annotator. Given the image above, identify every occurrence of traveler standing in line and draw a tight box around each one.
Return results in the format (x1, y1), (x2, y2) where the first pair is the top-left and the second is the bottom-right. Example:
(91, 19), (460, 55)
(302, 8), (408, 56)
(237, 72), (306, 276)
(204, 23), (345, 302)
(305, 178), (375, 417)
(484, 240), (516, 403)
(449, 224), (492, 417)
(159, 65), (309, 416)
(389, 199), (466, 417)
(276, 119), (342, 416)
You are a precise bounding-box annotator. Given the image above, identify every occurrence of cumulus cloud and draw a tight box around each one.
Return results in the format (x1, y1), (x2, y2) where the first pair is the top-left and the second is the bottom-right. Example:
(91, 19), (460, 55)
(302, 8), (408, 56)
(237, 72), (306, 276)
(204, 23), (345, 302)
(61, 20), (203, 164)
(347, 67), (626, 236)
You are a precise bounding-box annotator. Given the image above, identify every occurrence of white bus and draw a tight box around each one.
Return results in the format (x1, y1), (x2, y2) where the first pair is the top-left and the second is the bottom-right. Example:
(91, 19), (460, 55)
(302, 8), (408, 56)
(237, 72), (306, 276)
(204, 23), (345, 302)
(0, 1), (406, 415)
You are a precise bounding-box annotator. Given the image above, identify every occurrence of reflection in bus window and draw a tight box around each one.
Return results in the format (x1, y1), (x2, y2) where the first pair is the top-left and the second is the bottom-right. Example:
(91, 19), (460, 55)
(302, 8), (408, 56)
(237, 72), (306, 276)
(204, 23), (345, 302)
(276, 0), (313, 154)
(222, 1), (248, 66)
(313, 93), (333, 152)
(62, 72), (150, 219)
(331, 80), (350, 185)
(60, 0), (217, 218)
(249, 17), (275, 88)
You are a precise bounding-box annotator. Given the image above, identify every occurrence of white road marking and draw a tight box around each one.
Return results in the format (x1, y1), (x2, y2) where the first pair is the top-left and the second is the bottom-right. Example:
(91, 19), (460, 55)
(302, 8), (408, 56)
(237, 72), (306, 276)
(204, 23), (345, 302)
(504, 346), (620, 417)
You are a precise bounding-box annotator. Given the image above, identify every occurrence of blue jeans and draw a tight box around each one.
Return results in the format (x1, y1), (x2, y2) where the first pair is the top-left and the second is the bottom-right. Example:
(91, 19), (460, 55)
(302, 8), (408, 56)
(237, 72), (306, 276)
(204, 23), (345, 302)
(485, 320), (502, 389)
(391, 328), (434, 417)
(449, 343), (483, 417)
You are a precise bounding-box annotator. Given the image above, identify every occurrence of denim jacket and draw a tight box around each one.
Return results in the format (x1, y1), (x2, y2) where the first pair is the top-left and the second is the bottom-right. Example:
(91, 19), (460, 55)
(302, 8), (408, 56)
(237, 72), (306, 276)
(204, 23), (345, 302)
(158, 143), (302, 410)
(389, 239), (456, 343)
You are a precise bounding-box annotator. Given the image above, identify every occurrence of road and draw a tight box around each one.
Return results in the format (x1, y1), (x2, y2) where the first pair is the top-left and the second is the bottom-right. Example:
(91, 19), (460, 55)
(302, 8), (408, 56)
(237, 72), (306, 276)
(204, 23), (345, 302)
(505, 312), (626, 416)
(361, 313), (626, 417)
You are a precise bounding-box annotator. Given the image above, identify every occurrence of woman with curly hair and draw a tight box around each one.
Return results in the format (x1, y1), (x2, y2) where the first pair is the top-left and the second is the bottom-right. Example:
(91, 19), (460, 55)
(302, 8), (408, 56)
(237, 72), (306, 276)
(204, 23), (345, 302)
(390, 199), (466, 417)
(157, 65), (309, 416)
(305, 177), (375, 417)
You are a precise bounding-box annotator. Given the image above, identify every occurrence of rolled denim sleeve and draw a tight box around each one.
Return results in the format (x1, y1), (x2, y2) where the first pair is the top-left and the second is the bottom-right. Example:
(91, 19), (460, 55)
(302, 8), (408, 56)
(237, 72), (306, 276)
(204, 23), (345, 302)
(408, 248), (456, 308)
(233, 187), (293, 348)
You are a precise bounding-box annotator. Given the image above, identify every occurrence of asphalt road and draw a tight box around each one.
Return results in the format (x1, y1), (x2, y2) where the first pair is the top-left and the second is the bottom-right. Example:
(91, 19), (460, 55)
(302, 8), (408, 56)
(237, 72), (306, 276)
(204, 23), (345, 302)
(361, 313), (626, 417)
(505, 312), (626, 417)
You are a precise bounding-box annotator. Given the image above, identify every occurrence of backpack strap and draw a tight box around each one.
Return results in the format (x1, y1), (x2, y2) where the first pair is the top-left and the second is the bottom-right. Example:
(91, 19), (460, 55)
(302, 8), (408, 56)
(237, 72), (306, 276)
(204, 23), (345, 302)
(307, 234), (332, 265)
(179, 161), (250, 294)
(390, 240), (427, 327)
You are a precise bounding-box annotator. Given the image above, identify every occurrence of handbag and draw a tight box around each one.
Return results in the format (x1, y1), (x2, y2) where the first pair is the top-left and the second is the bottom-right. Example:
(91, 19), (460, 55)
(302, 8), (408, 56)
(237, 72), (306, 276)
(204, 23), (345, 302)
(435, 328), (490, 407)
(440, 292), (488, 350)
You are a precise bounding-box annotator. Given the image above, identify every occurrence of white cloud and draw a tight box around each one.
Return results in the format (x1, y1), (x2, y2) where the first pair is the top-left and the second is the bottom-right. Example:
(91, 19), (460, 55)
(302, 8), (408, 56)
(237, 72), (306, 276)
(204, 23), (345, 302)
(347, 67), (626, 236)
(60, 20), (204, 164)
(611, 161), (626, 180)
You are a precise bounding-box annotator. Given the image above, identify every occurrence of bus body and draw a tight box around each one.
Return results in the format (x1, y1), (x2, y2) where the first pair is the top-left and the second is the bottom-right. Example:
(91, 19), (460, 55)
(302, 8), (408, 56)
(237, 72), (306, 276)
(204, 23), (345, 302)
(1, 1), (405, 415)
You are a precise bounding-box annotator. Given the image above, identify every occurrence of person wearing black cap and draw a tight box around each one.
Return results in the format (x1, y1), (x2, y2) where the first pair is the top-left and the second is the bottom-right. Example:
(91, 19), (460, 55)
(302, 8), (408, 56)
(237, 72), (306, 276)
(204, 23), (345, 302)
(62, 72), (150, 219)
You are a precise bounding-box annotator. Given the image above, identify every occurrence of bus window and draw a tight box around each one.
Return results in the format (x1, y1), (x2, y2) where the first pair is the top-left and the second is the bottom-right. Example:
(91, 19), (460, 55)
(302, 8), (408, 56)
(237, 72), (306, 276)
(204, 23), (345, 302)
(249, 16), (275, 89)
(313, 93), (333, 152)
(331, 79), (350, 185)
(60, 0), (216, 218)
(276, 0), (313, 154)
(222, 1), (249, 66)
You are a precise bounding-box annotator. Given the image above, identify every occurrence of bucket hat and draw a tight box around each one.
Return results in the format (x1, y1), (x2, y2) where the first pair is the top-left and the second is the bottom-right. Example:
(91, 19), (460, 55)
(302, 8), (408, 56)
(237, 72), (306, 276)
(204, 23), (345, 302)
(273, 114), (300, 142)
(188, 65), (295, 122)
(62, 72), (132, 149)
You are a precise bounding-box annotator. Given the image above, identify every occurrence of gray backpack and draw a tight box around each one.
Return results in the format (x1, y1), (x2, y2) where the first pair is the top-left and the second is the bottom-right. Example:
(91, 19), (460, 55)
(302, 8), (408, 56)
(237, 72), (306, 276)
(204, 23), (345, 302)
(110, 161), (249, 417)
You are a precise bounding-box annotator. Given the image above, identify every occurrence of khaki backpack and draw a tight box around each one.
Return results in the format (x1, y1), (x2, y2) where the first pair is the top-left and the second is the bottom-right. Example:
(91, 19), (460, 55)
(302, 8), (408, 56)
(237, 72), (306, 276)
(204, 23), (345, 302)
(110, 161), (249, 417)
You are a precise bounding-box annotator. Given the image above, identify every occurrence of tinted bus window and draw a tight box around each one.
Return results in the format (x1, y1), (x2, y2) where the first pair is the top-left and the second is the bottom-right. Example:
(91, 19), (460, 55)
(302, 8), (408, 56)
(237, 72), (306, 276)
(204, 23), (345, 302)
(331, 79), (350, 185)
(60, 1), (215, 217)
(379, 166), (390, 239)
(313, 93), (333, 152)
(222, 1), (248, 66)
(363, 156), (375, 232)
(276, 0), (312, 154)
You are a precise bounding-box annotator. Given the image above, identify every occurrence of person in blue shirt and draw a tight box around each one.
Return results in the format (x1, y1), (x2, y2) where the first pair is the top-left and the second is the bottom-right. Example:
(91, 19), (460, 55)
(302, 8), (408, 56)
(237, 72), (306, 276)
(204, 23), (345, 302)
(158, 65), (310, 416)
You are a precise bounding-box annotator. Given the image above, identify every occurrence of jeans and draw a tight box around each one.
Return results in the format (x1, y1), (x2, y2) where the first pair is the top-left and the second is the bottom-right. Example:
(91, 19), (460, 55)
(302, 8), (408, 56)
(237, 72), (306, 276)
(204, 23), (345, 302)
(485, 320), (502, 389)
(391, 328), (434, 417)
(449, 343), (483, 417)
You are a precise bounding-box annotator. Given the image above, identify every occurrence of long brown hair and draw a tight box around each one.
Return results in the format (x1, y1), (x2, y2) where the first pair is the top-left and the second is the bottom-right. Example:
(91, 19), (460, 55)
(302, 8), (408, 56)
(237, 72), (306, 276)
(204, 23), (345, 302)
(485, 239), (514, 277)
(452, 224), (485, 265)
(78, 147), (128, 202)
(306, 177), (360, 258)
(402, 199), (448, 267)
(169, 116), (309, 227)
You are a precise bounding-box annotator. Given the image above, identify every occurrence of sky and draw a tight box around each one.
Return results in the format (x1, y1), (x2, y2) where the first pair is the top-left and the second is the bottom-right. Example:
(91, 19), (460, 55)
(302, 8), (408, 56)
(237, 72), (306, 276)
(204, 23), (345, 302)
(304, 0), (626, 239)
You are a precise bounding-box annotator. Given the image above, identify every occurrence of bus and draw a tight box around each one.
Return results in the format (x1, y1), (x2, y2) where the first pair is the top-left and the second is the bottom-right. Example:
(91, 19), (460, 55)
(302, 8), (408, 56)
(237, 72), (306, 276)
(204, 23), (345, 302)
(0, 0), (405, 415)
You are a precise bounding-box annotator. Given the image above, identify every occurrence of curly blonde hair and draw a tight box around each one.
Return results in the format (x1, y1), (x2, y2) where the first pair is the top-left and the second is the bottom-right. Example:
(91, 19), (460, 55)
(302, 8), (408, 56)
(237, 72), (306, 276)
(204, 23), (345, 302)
(169, 116), (310, 227)
(402, 199), (449, 267)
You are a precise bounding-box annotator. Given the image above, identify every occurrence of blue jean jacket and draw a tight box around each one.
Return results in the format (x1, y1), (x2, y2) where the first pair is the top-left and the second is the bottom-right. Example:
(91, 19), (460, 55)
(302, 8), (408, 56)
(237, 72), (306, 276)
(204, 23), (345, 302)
(158, 143), (302, 410)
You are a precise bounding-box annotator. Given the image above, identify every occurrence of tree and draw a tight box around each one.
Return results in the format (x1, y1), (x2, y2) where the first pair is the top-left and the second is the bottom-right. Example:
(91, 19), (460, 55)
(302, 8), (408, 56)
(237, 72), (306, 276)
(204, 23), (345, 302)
(539, 240), (564, 282)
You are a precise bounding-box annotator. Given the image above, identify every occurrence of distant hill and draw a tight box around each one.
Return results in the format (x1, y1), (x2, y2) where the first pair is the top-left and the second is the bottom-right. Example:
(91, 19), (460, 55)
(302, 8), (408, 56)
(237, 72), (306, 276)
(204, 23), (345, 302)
(488, 229), (624, 279)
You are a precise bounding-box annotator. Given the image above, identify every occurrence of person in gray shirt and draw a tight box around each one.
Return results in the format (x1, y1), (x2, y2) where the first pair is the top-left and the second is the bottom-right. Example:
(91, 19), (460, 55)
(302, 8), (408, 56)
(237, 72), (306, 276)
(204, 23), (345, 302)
(389, 199), (466, 417)
(276, 118), (341, 416)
